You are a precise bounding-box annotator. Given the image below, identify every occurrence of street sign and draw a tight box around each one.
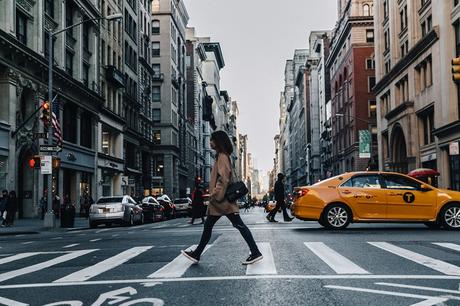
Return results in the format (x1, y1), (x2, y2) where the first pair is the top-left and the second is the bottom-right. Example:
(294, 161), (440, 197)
(449, 142), (459, 155)
(359, 130), (371, 158)
(40, 145), (62, 153)
(33, 132), (48, 140)
(40, 156), (52, 175)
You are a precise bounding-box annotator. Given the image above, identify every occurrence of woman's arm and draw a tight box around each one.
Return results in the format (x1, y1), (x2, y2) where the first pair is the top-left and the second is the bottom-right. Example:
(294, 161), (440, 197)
(210, 155), (232, 202)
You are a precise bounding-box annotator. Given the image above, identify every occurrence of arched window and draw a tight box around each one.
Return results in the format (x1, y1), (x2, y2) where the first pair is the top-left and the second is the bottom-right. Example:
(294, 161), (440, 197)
(152, 20), (160, 35)
(363, 4), (370, 16)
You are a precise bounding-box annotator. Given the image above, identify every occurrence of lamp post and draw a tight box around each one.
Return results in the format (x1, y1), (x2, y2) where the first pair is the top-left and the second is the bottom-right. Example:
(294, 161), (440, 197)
(45, 13), (122, 226)
(335, 113), (376, 171)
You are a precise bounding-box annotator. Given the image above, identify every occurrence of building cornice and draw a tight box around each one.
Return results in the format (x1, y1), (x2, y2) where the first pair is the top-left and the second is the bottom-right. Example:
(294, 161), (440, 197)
(374, 28), (439, 94)
(432, 120), (460, 138)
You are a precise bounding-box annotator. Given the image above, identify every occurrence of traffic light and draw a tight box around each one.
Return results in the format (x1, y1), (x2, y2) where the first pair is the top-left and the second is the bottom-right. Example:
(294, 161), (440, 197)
(203, 95), (213, 121)
(40, 101), (50, 128)
(28, 156), (41, 169)
(452, 57), (460, 82)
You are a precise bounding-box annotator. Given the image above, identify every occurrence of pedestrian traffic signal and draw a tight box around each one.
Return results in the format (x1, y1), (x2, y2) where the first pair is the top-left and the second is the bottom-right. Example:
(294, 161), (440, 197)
(452, 57), (460, 82)
(40, 101), (51, 127)
(28, 156), (41, 169)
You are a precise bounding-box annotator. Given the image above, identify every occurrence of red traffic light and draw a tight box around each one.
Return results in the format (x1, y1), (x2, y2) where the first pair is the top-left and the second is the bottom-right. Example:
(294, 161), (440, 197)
(28, 158), (35, 169)
(28, 156), (41, 169)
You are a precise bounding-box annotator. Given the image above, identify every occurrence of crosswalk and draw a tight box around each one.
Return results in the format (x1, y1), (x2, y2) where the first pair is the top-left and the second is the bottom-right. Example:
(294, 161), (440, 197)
(0, 242), (459, 285)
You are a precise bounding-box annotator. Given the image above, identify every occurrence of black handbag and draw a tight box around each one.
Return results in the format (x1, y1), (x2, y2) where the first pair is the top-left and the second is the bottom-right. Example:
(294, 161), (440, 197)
(225, 156), (249, 202)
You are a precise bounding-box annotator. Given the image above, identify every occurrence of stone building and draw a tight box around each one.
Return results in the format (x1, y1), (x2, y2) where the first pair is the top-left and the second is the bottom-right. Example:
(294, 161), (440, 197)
(374, 0), (460, 190)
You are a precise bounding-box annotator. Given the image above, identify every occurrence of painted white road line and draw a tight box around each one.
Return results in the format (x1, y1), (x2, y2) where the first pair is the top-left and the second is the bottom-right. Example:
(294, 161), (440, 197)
(20, 241), (33, 245)
(54, 246), (153, 283)
(0, 296), (28, 306)
(112, 234), (120, 237)
(0, 249), (97, 282)
(433, 242), (460, 252)
(90, 238), (102, 242)
(148, 245), (212, 279)
(0, 253), (41, 265)
(51, 237), (63, 240)
(369, 242), (460, 276)
(152, 225), (168, 229)
(96, 228), (111, 234)
(376, 282), (460, 295)
(1, 275), (460, 289)
(63, 244), (80, 249)
(304, 242), (370, 274)
(246, 242), (277, 275)
(324, 285), (451, 305)
(178, 224), (189, 228)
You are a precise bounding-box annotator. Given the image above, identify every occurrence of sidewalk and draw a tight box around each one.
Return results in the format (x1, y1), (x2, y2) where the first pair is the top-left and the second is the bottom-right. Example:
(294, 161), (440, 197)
(0, 217), (89, 236)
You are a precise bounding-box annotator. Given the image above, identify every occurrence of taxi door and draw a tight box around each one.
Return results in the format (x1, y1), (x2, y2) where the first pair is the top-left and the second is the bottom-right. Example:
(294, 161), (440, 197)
(382, 174), (437, 220)
(338, 174), (387, 219)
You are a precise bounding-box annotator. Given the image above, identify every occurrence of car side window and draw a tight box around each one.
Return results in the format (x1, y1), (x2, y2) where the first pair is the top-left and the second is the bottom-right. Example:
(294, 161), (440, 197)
(342, 175), (382, 189)
(384, 175), (421, 190)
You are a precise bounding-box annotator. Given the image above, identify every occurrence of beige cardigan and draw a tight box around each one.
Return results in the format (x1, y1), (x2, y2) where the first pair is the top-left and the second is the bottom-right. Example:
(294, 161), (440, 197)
(207, 153), (239, 216)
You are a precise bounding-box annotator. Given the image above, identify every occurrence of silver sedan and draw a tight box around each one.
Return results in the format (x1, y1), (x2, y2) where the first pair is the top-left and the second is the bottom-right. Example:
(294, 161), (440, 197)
(89, 195), (144, 228)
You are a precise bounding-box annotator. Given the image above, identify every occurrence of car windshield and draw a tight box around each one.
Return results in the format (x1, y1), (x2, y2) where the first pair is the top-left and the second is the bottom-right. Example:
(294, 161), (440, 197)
(97, 197), (123, 204)
(174, 199), (189, 204)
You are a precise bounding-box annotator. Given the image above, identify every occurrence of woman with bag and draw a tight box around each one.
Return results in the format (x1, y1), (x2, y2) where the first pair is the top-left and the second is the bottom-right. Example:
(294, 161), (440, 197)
(181, 131), (263, 265)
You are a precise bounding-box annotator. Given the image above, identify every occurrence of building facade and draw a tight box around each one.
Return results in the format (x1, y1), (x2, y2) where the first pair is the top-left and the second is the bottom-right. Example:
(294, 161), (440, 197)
(374, 0), (460, 190)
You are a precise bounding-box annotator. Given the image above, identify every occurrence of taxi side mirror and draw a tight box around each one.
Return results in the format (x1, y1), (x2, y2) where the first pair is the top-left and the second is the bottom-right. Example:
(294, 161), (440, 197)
(419, 184), (432, 192)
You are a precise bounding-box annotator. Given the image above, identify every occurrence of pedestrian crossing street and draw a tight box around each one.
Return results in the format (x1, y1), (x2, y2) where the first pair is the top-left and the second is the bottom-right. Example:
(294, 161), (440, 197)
(0, 241), (459, 285)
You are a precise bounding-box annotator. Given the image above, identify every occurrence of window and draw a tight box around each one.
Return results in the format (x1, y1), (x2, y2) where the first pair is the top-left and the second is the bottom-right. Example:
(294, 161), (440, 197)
(419, 108), (435, 145)
(368, 77), (376, 92)
(384, 29), (390, 51)
(415, 55), (433, 93)
(366, 58), (375, 70)
(400, 5), (408, 33)
(16, 11), (27, 45)
(45, 0), (54, 17)
(66, 3), (74, 37)
(383, 174), (421, 190)
(65, 50), (73, 76)
(380, 91), (390, 116)
(421, 15), (432, 37)
(152, 42), (160, 57)
(82, 64), (89, 87)
(385, 59), (391, 74)
(368, 100), (377, 118)
(341, 175), (382, 188)
(152, 86), (161, 102)
(153, 155), (164, 177)
(153, 130), (161, 144)
(383, 0), (388, 19)
(80, 112), (93, 149)
(395, 76), (409, 105)
(152, 20), (160, 34)
(363, 4), (370, 16)
(101, 40), (106, 65)
(83, 21), (89, 50)
(153, 109), (161, 122)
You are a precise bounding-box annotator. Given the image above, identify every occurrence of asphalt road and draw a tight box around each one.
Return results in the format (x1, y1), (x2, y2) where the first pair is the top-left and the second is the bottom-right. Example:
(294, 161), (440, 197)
(0, 208), (459, 306)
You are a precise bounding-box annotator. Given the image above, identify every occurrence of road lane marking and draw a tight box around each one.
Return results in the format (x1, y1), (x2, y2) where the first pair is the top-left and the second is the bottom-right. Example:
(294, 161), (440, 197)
(54, 246), (153, 282)
(1, 275), (460, 289)
(324, 285), (451, 305)
(0, 296), (28, 306)
(96, 229), (111, 233)
(246, 242), (277, 275)
(178, 224), (189, 228)
(51, 237), (63, 240)
(20, 241), (33, 245)
(63, 244), (80, 249)
(90, 238), (102, 242)
(369, 242), (460, 276)
(376, 282), (460, 295)
(148, 245), (212, 279)
(0, 253), (41, 265)
(304, 242), (370, 274)
(0, 249), (97, 282)
(433, 242), (460, 252)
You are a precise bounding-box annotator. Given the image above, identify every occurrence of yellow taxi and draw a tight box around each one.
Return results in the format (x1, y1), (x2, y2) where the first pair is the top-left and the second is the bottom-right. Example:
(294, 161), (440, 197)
(291, 171), (460, 230)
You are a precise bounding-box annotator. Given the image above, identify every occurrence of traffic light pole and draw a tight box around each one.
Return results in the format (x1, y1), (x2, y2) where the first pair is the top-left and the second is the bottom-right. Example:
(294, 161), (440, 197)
(46, 33), (54, 226)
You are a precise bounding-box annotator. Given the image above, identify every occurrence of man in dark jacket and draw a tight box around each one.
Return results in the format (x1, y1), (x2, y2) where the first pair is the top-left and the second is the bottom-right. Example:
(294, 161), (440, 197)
(266, 173), (293, 222)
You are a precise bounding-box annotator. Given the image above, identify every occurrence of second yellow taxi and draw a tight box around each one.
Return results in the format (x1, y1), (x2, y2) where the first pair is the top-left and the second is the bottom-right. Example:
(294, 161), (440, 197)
(291, 171), (460, 230)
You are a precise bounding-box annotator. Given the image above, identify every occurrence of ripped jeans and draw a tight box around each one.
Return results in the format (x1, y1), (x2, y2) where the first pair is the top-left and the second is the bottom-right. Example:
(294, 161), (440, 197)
(194, 213), (260, 256)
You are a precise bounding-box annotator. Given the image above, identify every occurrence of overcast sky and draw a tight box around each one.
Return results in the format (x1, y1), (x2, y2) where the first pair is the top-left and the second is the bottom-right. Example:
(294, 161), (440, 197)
(183, 0), (338, 173)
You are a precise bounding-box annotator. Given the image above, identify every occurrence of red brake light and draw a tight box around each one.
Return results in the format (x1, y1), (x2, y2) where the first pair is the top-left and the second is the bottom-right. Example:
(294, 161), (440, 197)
(298, 189), (309, 197)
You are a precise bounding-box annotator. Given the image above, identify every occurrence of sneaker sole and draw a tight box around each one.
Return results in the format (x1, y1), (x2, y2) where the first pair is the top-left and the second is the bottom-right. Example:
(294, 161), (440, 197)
(242, 255), (263, 265)
(181, 250), (199, 264)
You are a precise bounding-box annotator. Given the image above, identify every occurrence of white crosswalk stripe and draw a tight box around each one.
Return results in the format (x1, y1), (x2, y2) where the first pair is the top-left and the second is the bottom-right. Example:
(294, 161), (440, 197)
(432, 242), (460, 252)
(148, 245), (212, 279)
(304, 242), (370, 274)
(0, 250), (97, 283)
(246, 242), (277, 275)
(54, 246), (153, 283)
(369, 242), (460, 276)
(0, 253), (41, 265)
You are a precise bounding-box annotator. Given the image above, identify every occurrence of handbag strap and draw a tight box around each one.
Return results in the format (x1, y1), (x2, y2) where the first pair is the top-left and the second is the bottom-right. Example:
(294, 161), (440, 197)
(226, 155), (237, 183)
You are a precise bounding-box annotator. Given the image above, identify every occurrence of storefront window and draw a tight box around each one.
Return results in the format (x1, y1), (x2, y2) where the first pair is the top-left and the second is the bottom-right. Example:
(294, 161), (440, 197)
(450, 155), (460, 191)
(0, 157), (7, 190)
(102, 131), (111, 155)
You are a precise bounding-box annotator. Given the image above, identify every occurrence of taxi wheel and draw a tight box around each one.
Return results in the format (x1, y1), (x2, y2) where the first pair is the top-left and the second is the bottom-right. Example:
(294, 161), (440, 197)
(323, 204), (351, 229)
(424, 221), (441, 230)
(440, 203), (460, 230)
(318, 217), (327, 228)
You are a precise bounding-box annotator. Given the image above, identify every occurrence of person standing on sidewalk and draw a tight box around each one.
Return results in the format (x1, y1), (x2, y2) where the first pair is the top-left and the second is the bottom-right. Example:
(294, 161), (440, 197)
(266, 173), (294, 223)
(189, 179), (205, 225)
(0, 190), (8, 227)
(181, 131), (263, 265)
(6, 191), (17, 226)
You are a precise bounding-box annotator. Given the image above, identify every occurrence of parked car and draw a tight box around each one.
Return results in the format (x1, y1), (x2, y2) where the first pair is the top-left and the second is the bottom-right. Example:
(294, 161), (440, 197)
(173, 198), (192, 217)
(156, 194), (175, 219)
(141, 196), (165, 222)
(89, 195), (143, 228)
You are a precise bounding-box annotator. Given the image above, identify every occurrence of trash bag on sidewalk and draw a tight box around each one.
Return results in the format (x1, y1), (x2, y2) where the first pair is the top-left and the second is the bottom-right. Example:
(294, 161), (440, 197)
(60, 204), (75, 228)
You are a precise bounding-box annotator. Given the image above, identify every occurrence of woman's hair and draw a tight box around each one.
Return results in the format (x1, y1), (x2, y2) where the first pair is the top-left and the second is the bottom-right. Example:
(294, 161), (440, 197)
(210, 131), (233, 155)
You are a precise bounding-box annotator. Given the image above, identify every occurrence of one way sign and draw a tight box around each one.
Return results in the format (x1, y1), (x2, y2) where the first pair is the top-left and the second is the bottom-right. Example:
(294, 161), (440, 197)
(40, 145), (62, 153)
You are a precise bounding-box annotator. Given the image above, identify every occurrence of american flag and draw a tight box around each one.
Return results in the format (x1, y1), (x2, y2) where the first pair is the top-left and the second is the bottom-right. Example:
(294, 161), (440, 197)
(51, 97), (62, 147)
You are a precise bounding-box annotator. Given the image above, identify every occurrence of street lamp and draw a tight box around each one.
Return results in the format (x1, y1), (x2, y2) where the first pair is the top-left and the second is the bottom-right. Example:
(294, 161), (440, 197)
(45, 13), (122, 226)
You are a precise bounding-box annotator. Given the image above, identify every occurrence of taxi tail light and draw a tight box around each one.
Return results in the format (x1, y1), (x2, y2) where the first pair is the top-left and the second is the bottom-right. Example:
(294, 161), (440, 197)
(298, 189), (310, 197)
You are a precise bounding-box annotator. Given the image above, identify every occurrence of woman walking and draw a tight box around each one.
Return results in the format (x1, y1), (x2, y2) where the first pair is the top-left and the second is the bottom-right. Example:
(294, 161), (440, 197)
(181, 131), (263, 265)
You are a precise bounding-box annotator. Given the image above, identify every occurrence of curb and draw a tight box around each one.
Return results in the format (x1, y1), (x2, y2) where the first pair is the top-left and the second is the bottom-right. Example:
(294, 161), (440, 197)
(0, 231), (39, 236)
